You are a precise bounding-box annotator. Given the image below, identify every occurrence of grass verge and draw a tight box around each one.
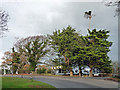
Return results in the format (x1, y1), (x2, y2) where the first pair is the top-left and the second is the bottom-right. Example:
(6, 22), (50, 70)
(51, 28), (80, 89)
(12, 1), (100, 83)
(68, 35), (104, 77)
(2, 77), (56, 89)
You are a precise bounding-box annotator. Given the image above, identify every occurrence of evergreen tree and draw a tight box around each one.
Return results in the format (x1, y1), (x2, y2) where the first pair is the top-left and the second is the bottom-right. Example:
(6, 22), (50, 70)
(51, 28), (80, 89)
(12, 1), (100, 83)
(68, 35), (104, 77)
(50, 26), (83, 76)
(82, 29), (112, 77)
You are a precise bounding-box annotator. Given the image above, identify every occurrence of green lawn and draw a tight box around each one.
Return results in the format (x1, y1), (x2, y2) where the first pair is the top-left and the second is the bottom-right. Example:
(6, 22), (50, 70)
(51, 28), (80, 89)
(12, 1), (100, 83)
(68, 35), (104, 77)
(2, 77), (56, 89)
(0, 77), (2, 90)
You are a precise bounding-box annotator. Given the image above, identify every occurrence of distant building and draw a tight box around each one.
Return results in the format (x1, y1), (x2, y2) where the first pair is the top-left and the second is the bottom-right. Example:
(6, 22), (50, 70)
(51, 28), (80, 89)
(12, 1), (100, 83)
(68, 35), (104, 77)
(52, 65), (101, 76)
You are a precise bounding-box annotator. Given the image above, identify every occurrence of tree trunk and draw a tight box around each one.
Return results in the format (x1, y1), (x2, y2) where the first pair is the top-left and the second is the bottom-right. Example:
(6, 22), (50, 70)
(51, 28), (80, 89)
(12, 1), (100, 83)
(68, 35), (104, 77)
(89, 66), (93, 77)
(63, 55), (72, 76)
(4, 67), (6, 75)
(67, 58), (69, 65)
(16, 69), (18, 74)
(70, 68), (73, 76)
(63, 55), (67, 63)
(89, 17), (91, 30)
(102, 69), (104, 77)
(79, 67), (82, 77)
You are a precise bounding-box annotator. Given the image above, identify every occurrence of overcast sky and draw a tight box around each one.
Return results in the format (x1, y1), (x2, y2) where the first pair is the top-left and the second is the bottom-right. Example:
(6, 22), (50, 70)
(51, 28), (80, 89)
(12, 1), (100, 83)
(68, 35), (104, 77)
(0, 0), (118, 64)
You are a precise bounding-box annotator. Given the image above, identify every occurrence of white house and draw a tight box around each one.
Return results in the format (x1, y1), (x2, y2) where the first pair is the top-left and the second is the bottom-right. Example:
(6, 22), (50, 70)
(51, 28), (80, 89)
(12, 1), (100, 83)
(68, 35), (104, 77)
(52, 65), (101, 76)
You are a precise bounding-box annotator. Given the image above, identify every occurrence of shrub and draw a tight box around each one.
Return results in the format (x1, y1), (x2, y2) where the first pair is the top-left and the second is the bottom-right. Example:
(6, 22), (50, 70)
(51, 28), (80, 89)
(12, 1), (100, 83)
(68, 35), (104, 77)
(37, 68), (46, 74)
(47, 69), (51, 73)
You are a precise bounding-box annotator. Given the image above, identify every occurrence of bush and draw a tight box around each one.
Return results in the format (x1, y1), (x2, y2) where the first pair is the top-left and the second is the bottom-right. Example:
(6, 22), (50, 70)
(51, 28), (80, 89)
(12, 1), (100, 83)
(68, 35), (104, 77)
(1, 69), (11, 74)
(37, 68), (46, 74)
(18, 68), (25, 74)
(6, 69), (11, 74)
(47, 69), (51, 73)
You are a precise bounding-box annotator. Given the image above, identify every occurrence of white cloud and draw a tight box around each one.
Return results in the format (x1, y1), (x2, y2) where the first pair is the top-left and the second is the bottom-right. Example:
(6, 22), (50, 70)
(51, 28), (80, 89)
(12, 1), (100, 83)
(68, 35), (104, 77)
(1, 1), (65, 37)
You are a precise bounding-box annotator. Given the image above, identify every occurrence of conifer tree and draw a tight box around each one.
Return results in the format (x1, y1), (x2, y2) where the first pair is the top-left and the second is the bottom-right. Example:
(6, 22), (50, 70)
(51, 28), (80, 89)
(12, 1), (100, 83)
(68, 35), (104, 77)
(50, 26), (83, 76)
(83, 29), (112, 77)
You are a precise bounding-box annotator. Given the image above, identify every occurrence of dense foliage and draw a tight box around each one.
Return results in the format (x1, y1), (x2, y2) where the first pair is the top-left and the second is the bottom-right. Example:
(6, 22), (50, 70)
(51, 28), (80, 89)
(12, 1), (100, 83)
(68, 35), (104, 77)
(1, 26), (113, 77)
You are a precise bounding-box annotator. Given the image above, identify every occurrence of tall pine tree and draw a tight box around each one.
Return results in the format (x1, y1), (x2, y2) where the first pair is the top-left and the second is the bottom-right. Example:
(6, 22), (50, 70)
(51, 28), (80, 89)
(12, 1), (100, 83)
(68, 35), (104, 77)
(82, 29), (112, 77)
(50, 26), (83, 76)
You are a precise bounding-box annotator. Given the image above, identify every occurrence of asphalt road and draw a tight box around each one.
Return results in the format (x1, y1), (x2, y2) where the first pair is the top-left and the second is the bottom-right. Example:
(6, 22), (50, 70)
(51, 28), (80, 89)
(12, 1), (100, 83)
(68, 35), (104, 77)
(33, 76), (118, 89)
(3, 75), (119, 90)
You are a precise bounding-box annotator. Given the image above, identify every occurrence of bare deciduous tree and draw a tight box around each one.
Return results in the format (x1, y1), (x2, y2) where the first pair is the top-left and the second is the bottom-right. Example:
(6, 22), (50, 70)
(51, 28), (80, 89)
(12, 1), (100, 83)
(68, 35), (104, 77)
(0, 10), (9, 37)
(104, 0), (120, 17)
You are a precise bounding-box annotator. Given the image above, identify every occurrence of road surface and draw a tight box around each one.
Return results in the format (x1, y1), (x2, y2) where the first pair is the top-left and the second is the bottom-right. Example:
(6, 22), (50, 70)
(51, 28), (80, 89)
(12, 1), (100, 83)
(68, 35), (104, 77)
(3, 75), (119, 89)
